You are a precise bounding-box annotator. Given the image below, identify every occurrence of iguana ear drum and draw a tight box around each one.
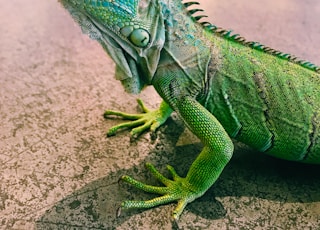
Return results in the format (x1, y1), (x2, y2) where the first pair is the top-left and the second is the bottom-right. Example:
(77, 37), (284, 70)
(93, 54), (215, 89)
(120, 25), (150, 48)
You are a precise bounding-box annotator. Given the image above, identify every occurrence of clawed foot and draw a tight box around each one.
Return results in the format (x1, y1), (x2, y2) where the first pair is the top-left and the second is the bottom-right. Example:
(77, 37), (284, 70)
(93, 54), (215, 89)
(118, 163), (202, 221)
(104, 99), (172, 138)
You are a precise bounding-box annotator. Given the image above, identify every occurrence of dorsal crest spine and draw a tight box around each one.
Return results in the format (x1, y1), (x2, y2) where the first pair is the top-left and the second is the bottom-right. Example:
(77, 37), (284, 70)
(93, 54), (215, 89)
(183, 1), (320, 73)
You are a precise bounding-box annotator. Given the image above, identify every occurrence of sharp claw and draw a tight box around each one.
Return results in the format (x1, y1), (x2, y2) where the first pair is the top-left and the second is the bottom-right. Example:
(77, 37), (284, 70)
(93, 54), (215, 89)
(150, 131), (157, 141)
(107, 132), (116, 137)
(130, 134), (139, 142)
(118, 175), (124, 185)
(130, 129), (143, 138)
(172, 217), (181, 230)
(116, 207), (122, 218)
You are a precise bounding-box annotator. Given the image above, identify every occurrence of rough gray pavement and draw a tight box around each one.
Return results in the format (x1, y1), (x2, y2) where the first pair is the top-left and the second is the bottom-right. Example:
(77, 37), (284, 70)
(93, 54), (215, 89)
(1, 0), (320, 229)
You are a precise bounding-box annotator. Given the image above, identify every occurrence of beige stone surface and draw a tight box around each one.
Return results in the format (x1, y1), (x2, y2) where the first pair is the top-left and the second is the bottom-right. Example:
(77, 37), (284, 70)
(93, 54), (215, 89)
(0, 0), (319, 229)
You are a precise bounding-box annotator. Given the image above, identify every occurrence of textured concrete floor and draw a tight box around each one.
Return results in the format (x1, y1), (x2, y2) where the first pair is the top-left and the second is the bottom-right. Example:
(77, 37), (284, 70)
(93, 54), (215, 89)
(1, 0), (320, 229)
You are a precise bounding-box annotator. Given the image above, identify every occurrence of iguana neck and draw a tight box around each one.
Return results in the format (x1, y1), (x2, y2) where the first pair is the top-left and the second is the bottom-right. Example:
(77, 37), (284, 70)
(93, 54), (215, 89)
(156, 0), (214, 97)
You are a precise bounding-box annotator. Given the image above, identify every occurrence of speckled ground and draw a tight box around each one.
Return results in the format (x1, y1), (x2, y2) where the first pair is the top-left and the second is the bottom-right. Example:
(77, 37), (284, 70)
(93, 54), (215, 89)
(1, 0), (320, 229)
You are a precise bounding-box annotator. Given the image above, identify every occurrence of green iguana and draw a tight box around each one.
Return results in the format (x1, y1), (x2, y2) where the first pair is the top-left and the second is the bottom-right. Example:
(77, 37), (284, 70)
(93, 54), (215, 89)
(59, 0), (320, 221)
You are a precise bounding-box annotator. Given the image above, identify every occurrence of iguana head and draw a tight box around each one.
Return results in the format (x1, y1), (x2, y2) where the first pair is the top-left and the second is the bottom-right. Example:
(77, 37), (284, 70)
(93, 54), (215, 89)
(59, 0), (165, 93)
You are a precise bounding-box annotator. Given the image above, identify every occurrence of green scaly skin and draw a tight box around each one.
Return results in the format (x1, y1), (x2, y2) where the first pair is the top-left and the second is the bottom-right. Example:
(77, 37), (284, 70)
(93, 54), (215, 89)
(59, 0), (320, 221)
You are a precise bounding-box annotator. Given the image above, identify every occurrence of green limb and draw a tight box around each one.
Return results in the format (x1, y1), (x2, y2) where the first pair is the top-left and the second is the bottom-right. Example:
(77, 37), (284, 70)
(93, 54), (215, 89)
(119, 96), (234, 220)
(104, 99), (173, 137)
(121, 163), (184, 194)
(175, 96), (234, 194)
(119, 163), (202, 220)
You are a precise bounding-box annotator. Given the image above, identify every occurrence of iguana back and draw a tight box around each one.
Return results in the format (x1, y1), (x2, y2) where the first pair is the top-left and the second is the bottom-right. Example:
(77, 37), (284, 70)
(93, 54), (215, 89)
(205, 36), (320, 163)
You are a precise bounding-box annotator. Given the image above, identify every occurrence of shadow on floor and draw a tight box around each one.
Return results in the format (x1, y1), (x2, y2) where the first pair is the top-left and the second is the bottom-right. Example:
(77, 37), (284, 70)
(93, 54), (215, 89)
(35, 120), (320, 229)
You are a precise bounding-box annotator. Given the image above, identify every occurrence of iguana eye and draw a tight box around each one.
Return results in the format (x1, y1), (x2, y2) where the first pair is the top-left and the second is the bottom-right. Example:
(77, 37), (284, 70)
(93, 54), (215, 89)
(129, 28), (150, 48)
(120, 26), (150, 48)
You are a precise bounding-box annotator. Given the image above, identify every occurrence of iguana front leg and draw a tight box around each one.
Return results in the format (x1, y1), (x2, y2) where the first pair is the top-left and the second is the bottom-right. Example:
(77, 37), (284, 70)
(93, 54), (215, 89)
(119, 94), (234, 220)
(104, 99), (173, 137)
